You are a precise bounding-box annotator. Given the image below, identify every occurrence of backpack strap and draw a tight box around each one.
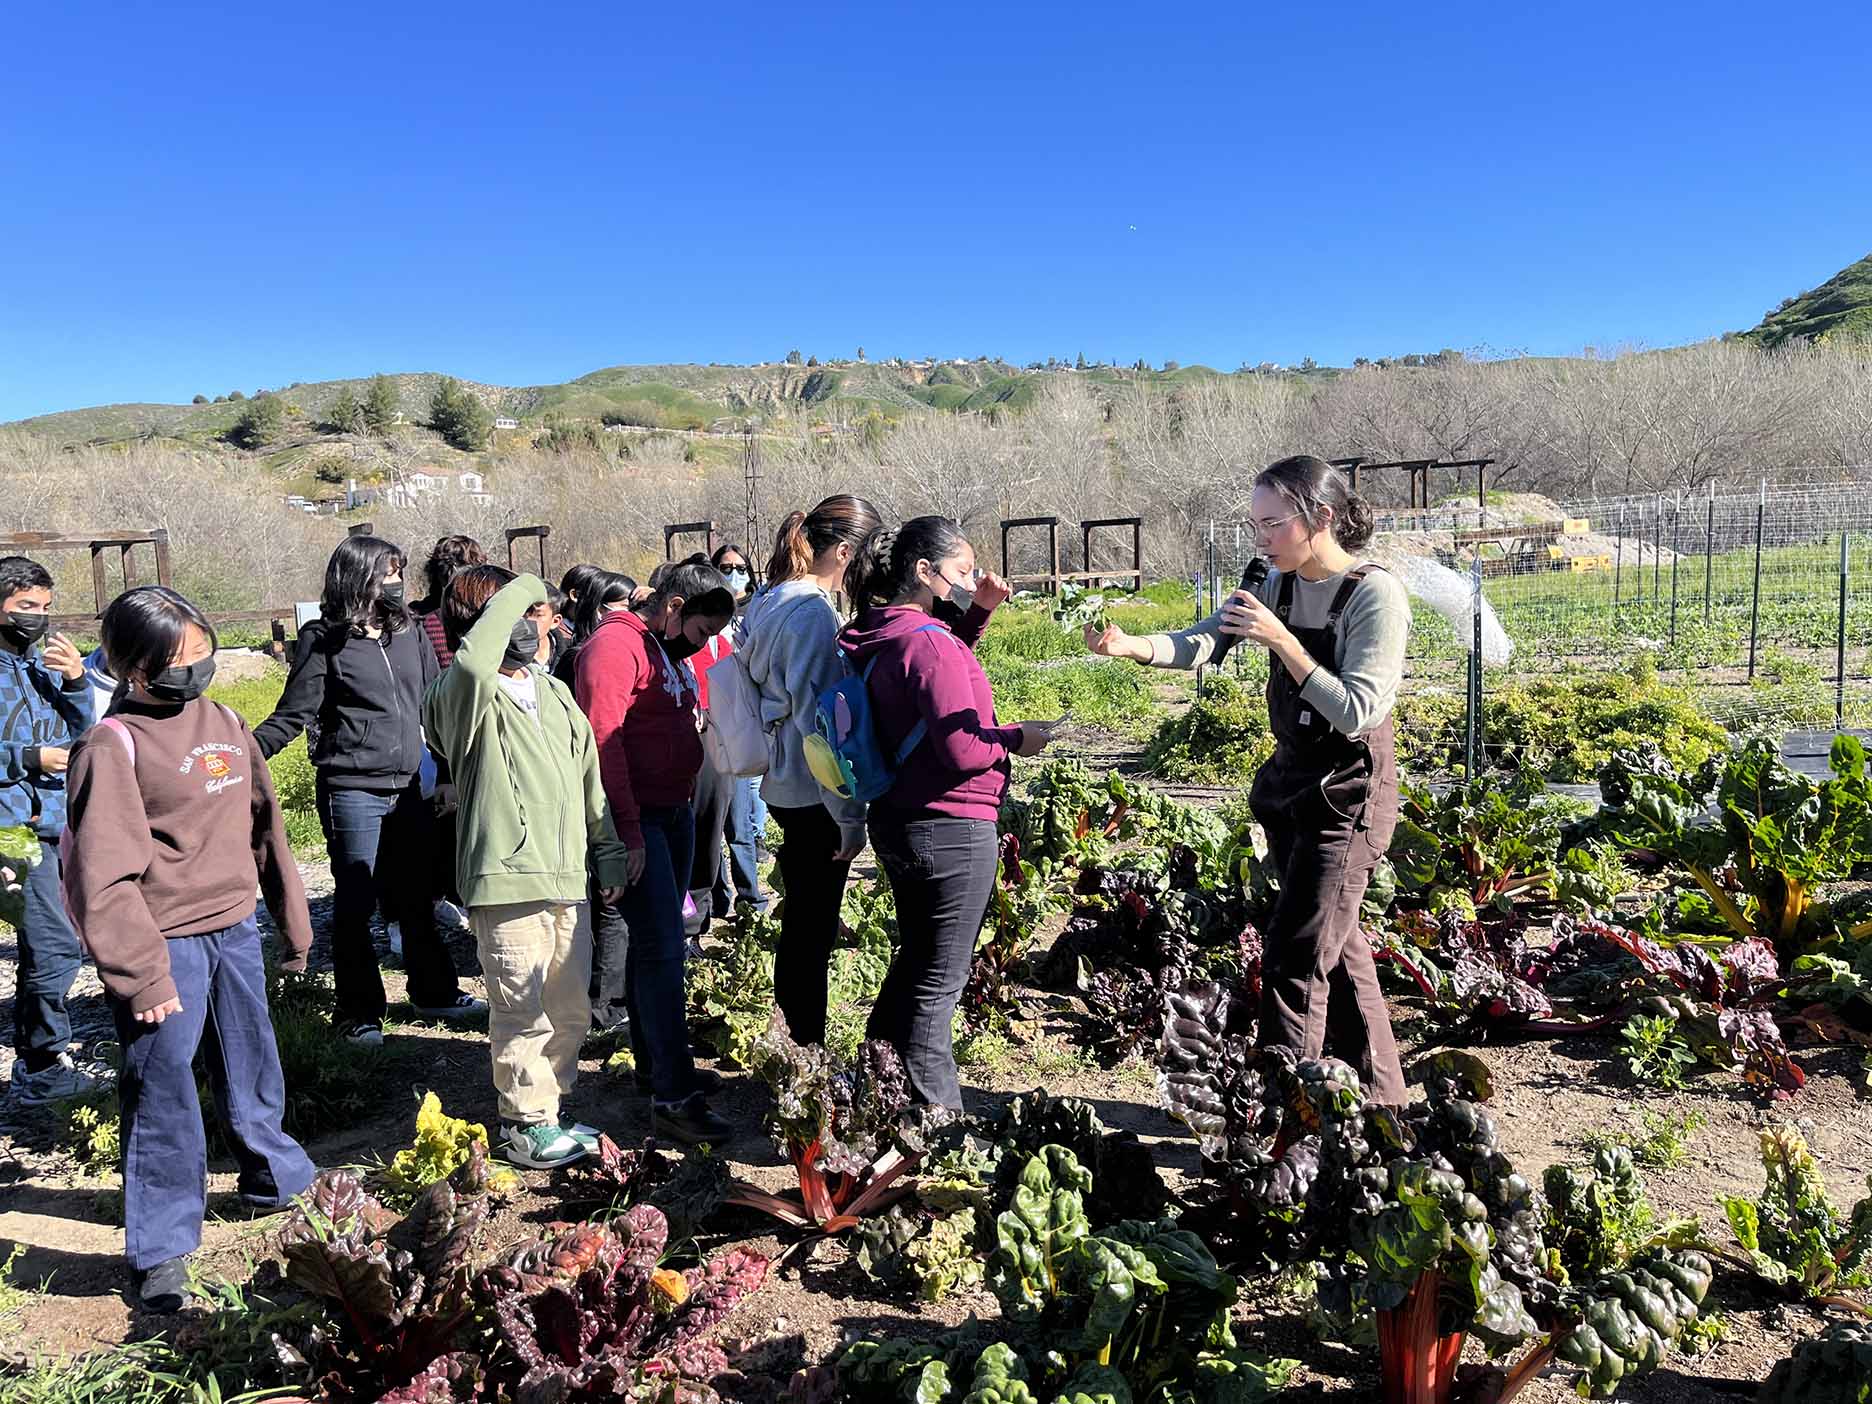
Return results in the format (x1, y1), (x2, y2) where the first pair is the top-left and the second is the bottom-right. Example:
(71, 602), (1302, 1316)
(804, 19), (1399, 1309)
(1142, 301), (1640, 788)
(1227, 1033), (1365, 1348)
(861, 624), (945, 763)
(96, 716), (135, 768)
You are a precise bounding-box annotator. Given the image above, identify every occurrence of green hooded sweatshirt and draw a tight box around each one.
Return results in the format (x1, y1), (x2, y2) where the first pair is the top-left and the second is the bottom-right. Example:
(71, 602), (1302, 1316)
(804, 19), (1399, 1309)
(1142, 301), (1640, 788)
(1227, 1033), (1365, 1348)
(423, 575), (631, 907)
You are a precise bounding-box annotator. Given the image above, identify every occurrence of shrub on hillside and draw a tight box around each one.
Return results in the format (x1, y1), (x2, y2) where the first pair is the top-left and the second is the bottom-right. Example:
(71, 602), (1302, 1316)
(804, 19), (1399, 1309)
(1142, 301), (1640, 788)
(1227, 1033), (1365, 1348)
(325, 386), (365, 435)
(362, 373), (398, 433)
(227, 393), (285, 449)
(429, 376), (490, 450)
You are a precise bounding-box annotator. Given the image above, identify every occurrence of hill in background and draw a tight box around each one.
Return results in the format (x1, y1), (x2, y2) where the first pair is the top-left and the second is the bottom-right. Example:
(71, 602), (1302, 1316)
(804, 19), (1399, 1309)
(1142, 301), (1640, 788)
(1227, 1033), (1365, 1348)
(1742, 250), (1872, 348)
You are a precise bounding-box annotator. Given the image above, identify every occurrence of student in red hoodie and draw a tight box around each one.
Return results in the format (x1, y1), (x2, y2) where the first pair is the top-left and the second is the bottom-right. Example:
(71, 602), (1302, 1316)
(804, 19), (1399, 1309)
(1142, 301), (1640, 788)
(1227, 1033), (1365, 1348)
(840, 516), (1057, 1110)
(574, 558), (737, 1144)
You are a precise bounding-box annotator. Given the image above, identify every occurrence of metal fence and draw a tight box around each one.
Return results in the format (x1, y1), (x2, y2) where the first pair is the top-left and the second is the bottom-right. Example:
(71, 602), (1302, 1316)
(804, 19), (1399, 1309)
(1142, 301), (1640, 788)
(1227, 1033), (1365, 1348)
(1199, 483), (1872, 748)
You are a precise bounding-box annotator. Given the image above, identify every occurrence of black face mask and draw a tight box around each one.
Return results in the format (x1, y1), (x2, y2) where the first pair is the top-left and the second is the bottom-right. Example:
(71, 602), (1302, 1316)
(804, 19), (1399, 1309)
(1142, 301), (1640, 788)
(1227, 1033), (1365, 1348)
(148, 657), (216, 703)
(380, 582), (406, 608)
(1, 612), (50, 647)
(502, 617), (541, 670)
(660, 627), (702, 663)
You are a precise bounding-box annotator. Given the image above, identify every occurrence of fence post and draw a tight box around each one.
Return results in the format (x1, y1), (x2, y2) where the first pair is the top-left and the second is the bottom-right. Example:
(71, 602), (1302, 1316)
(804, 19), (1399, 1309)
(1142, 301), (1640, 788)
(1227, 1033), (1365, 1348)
(1465, 555), (1483, 778)
(1704, 481), (1715, 625)
(1615, 504), (1625, 609)
(1747, 479), (1765, 680)
(1669, 498), (1681, 646)
(1839, 530), (1850, 733)
(1652, 493), (1662, 601)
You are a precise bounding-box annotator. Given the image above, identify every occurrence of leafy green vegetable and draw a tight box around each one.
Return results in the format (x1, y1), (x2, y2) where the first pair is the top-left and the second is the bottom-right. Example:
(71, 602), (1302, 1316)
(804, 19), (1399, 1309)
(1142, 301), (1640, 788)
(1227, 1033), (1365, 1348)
(1542, 1146), (1658, 1280)
(1721, 1125), (1872, 1302)
(1554, 1249), (1712, 1397)
(1618, 1012), (1696, 1090)
(0, 823), (43, 929)
(379, 1091), (519, 1203)
(687, 906), (780, 1068)
(1391, 770), (1568, 910)
(1757, 1319), (1872, 1403)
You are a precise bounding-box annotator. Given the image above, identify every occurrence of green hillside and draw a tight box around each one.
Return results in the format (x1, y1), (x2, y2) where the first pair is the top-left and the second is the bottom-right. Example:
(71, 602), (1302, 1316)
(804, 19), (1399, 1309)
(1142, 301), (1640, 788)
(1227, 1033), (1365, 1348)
(3, 358), (1233, 449)
(1743, 251), (1872, 348)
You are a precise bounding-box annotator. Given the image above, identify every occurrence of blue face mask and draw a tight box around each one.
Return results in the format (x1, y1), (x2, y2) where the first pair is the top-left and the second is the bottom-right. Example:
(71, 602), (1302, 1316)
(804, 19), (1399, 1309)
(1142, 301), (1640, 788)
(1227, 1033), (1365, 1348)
(723, 568), (750, 595)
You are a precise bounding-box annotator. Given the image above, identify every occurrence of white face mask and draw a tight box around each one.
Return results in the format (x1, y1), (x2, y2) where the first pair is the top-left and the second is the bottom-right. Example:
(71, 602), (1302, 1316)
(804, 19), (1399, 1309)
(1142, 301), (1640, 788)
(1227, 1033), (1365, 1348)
(723, 568), (750, 595)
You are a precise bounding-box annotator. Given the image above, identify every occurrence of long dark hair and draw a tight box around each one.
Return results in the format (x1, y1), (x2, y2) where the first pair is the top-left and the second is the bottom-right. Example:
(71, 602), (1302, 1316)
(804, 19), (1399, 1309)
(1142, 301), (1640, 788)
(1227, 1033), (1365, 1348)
(845, 516), (969, 612)
(321, 535), (409, 636)
(101, 586), (219, 707)
(764, 495), (882, 585)
(641, 556), (735, 624)
(441, 564), (517, 652)
(559, 562), (604, 605)
(416, 534), (486, 612)
(570, 568), (636, 643)
(1254, 455), (1375, 550)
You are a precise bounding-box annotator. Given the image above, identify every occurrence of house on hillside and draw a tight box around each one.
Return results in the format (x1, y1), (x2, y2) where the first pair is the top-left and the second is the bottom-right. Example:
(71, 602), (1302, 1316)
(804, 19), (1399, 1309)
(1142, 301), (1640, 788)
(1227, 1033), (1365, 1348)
(494, 416), (518, 430)
(406, 470), (448, 493)
(457, 471), (487, 499)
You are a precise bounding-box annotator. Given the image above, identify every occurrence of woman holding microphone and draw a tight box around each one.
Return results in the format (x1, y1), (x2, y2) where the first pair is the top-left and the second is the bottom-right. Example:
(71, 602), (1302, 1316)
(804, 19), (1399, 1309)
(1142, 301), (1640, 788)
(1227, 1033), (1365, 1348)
(1084, 454), (1407, 1106)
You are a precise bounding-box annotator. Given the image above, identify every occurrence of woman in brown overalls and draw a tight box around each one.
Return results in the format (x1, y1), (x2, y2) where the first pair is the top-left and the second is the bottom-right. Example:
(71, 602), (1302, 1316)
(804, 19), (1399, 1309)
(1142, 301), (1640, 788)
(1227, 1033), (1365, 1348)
(1085, 455), (1408, 1104)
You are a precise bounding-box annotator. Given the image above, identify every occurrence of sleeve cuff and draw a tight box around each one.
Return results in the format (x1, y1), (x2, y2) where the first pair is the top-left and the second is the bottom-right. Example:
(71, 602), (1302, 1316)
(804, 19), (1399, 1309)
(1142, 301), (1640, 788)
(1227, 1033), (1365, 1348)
(60, 673), (87, 692)
(128, 974), (180, 1015)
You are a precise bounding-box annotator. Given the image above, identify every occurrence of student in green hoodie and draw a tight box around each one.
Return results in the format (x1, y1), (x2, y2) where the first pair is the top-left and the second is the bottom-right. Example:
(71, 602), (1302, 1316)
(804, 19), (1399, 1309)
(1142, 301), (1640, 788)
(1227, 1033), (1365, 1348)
(424, 567), (632, 1170)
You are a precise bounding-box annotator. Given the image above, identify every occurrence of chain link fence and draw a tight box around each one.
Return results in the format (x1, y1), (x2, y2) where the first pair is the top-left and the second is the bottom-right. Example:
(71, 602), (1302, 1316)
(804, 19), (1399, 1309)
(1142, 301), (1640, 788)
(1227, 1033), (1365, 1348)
(1199, 483), (1872, 747)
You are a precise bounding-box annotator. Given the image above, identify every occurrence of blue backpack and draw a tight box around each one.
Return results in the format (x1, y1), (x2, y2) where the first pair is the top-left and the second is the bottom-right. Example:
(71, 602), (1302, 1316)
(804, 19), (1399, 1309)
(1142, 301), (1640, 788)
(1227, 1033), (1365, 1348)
(802, 624), (942, 804)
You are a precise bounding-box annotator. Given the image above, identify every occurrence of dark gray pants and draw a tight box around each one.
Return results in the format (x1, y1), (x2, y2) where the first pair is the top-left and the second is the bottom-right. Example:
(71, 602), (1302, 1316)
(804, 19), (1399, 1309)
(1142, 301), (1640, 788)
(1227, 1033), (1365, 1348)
(866, 813), (997, 1112)
(14, 834), (80, 1072)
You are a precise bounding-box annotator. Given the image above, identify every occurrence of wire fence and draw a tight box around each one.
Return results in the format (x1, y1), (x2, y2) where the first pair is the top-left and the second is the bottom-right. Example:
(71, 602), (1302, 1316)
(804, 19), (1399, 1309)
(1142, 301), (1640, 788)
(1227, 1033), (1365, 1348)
(1199, 483), (1872, 742)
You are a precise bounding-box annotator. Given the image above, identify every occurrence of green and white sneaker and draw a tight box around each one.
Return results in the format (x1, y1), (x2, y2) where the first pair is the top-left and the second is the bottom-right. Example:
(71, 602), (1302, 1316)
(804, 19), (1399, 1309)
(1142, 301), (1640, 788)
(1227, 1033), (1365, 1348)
(559, 1119), (605, 1154)
(501, 1120), (588, 1169)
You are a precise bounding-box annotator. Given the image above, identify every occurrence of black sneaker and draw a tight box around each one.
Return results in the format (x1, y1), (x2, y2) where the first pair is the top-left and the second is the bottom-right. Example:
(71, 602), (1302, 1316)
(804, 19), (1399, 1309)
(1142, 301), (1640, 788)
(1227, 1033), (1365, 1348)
(652, 1093), (733, 1147)
(137, 1255), (193, 1312)
(634, 1066), (724, 1097)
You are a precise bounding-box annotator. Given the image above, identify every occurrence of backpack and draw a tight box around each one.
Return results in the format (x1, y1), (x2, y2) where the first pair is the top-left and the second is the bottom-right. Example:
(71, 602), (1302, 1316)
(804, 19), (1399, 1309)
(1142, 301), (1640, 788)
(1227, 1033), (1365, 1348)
(802, 624), (941, 804)
(702, 591), (823, 779)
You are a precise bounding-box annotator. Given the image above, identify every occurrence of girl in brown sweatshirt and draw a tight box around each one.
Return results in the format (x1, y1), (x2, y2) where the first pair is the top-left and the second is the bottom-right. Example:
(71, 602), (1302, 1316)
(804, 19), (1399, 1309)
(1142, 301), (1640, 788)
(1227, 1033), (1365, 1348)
(63, 587), (316, 1312)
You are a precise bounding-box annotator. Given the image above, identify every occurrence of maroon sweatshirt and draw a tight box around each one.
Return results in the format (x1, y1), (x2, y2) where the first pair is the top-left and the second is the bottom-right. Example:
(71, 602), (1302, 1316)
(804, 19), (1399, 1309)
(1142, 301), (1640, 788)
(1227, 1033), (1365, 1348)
(64, 699), (314, 1014)
(838, 603), (1023, 824)
(573, 609), (702, 848)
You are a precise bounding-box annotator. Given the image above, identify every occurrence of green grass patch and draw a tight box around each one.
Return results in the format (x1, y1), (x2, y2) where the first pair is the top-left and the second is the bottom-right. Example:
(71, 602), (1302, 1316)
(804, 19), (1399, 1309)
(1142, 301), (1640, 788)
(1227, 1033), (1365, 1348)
(986, 657), (1158, 734)
(208, 669), (321, 854)
(1141, 672), (1274, 784)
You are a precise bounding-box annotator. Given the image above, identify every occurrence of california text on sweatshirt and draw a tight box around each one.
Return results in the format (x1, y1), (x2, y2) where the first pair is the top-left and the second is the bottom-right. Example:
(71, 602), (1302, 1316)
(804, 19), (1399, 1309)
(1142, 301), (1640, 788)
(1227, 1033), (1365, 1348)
(573, 608), (702, 848)
(838, 603), (1023, 823)
(63, 698), (314, 1014)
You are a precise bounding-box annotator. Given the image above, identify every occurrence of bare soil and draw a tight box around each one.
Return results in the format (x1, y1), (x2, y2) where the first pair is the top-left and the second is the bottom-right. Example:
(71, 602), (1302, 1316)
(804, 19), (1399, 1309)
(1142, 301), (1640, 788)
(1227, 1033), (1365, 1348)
(2, 727), (1866, 1399)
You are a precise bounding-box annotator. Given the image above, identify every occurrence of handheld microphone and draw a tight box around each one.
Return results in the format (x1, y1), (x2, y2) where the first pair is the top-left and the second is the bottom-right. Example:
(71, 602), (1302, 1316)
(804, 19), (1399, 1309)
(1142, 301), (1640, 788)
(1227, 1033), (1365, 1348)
(1210, 557), (1269, 665)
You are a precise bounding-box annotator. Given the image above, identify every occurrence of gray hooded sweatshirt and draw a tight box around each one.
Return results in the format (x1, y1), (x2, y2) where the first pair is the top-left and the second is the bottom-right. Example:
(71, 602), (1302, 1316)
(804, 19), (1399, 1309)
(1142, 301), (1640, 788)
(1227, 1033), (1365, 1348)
(735, 580), (867, 842)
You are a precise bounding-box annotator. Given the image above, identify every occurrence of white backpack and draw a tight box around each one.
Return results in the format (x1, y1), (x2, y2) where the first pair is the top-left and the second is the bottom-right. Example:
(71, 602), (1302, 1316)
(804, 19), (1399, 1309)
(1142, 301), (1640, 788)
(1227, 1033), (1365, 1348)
(702, 592), (821, 778)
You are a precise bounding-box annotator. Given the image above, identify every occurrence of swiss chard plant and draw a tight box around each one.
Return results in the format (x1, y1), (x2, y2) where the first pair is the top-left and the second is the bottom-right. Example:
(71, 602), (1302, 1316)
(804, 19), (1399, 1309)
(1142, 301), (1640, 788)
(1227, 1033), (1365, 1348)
(475, 1204), (768, 1402)
(686, 906), (780, 1069)
(726, 1018), (930, 1234)
(1757, 1319), (1872, 1403)
(1596, 736), (1872, 958)
(1718, 1125), (1872, 1309)
(961, 834), (1065, 1037)
(1390, 770), (1570, 916)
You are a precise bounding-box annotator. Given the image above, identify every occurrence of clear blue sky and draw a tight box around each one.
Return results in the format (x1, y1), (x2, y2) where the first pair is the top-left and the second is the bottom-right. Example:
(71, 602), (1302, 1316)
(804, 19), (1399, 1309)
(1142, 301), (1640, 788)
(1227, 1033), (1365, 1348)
(4, 1), (1869, 421)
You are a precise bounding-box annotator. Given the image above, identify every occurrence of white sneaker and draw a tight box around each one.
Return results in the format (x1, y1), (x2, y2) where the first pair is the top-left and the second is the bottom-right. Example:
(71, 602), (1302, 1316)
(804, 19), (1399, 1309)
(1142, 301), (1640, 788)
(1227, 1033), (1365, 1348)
(11, 1052), (103, 1107)
(559, 1119), (605, 1153)
(502, 1121), (588, 1169)
(338, 1021), (385, 1047)
(412, 993), (487, 1021)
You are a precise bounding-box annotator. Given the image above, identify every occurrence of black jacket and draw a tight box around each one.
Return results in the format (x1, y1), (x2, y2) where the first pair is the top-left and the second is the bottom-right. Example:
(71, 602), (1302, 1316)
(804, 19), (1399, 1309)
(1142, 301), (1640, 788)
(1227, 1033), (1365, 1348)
(254, 617), (438, 790)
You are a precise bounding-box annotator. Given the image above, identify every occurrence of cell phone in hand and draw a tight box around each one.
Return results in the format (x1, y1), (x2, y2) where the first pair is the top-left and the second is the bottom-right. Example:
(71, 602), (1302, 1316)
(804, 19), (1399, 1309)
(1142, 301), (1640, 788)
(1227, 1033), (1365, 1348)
(1048, 710), (1074, 730)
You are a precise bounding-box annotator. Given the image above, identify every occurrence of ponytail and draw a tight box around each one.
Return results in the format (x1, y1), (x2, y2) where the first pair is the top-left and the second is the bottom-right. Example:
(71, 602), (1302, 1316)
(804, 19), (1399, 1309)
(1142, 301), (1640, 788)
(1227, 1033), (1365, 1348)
(763, 494), (884, 585)
(844, 516), (969, 611)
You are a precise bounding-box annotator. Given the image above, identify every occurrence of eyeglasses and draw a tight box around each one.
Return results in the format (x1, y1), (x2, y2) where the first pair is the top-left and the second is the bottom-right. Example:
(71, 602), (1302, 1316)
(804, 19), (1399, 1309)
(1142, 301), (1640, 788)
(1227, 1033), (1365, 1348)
(1251, 513), (1301, 535)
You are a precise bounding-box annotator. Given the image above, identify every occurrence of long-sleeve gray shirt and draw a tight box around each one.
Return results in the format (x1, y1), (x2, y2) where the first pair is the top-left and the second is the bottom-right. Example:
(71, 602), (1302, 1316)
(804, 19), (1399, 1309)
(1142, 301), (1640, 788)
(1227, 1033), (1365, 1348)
(1144, 565), (1410, 737)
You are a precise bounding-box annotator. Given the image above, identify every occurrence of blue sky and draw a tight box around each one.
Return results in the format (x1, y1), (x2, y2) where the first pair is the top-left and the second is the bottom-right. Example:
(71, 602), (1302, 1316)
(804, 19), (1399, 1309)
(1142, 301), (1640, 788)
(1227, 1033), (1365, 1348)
(3, 0), (1869, 421)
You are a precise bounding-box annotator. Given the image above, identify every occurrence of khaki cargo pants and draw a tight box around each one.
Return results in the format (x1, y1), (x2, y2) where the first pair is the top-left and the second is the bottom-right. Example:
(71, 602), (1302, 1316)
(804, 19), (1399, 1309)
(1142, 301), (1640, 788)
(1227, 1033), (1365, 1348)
(470, 900), (593, 1126)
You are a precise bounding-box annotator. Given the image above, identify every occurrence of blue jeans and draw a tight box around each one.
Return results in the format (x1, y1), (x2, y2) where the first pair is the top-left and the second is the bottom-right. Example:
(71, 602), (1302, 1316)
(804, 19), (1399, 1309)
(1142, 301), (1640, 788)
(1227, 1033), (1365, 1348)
(112, 915), (315, 1269)
(14, 835), (81, 1072)
(317, 778), (461, 1024)
(620, 804), (697, 1103)
(718, 777), (768, 915)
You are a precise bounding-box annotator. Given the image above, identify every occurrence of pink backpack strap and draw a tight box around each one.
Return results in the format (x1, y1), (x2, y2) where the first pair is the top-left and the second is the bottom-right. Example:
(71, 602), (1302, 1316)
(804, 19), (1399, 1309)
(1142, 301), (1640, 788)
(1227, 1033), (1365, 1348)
(95, 715), (136, 768)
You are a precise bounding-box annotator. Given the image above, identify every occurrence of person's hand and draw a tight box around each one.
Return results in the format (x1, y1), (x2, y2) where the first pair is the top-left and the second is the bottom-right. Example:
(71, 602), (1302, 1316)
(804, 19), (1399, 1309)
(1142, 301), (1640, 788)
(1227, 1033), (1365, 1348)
(622, 848), (647, 886)
(43, 633), (84, 681)
(1014, 721), (1057, 757)
(1083, 620), (1144, 660)
(1219, 589), (1294, 650)
(972, 572), (1012, 612)
(833, 825), (867, 862)
(36, 746), (69, 774)
(136, 996), (184, 1025)
(278, 953), (308, 975)
(599, 885), (626, 906)
(432, 783), (458, 818)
